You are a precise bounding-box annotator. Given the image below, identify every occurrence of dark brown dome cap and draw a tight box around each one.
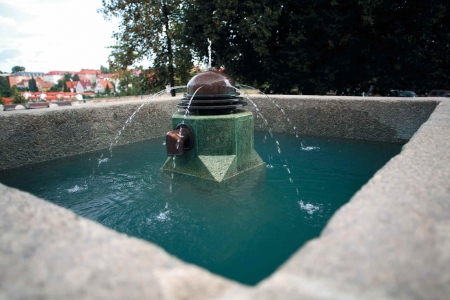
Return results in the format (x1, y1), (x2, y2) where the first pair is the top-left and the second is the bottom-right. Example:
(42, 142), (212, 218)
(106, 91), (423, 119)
(186, 71), (238, 98)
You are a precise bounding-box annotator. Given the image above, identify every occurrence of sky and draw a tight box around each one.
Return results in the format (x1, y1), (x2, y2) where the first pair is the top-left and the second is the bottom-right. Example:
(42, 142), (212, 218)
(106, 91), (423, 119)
(0, 0), (119, 73)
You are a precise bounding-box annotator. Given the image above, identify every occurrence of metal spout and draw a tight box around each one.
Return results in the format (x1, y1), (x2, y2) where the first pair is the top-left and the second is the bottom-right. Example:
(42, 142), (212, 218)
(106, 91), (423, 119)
(165, 123), (195, 156)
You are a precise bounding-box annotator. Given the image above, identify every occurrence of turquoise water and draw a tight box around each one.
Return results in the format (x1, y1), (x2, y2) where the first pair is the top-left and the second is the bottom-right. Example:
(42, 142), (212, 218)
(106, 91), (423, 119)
(0, 132), (403, 285)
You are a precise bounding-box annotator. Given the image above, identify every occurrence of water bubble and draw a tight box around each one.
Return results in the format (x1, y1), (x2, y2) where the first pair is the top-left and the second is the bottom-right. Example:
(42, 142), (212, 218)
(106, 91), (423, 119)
(169, 183), (172, 193)
(298, 200), (320, 215)
(289, 178), (293, 183)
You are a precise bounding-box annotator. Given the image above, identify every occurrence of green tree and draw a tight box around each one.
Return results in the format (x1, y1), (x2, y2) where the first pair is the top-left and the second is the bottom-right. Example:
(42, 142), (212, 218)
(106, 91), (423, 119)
(100, 65), (110, 74)
(28, 76), (38, 92)
(183, 0), (450, 94)
(73, 74), (80, 81)
(0, 90), (4, 105)
(49, 79), (65, 92)
(64, 73), (72, 81)
(100, 0), (191, 97)
(0, 76), (12, 97)
(12, 90), (27, 104)
(11, 66), (25, 73)
(105, 84), (111, 95)
(63, 81), (69, 92)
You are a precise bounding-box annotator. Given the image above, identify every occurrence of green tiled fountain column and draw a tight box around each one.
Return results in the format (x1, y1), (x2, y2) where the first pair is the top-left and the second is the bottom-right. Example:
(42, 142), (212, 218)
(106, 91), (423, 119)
(162, 110), (264, 182)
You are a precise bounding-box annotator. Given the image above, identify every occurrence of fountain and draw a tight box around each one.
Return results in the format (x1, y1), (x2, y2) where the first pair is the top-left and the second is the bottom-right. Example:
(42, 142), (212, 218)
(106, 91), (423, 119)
(162, 71), (264, 182)
(0, 60), (447, 298)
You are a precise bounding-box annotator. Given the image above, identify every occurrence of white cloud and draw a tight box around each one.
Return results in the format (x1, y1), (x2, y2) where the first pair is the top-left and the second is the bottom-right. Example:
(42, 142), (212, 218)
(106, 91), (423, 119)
(0, 15), (16, 26)
(0, 0), (119, 73)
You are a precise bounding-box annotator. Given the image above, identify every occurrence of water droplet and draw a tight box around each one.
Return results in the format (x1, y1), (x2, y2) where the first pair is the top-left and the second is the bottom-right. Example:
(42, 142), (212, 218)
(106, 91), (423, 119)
(289, 178), (293, 183)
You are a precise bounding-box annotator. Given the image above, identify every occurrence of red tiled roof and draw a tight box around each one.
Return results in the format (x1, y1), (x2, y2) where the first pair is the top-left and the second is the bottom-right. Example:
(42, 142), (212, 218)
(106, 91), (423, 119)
(36, 78), (54, 89)
(78, 69), (101, 75)
(66, 81), (78, 89)
(2, 97), (12, 104)
(16, 79), (28, 85)
(97, 80), (114, 89)
(78, 79), (93, 89)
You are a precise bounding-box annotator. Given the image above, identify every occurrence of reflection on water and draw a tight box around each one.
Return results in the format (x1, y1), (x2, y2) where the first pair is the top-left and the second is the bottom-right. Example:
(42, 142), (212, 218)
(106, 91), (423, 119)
(0, 132), (403, 285)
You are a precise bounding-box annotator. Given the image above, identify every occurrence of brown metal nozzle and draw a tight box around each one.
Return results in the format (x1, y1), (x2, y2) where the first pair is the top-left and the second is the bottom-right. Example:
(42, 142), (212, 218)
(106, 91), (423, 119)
(165, 123), (195, 156)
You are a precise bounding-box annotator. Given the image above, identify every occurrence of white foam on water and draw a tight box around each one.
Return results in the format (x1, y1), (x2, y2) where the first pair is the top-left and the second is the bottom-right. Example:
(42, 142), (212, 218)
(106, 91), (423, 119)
(300, 142), (320, 151)
(67, 185), (87, 193)
(156, 211), (170, 221)
(298, 200), (320, 215)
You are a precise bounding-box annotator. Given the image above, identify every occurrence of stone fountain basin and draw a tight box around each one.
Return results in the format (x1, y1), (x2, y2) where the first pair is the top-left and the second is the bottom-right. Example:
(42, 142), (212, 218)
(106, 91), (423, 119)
(1, 96), (449, 300)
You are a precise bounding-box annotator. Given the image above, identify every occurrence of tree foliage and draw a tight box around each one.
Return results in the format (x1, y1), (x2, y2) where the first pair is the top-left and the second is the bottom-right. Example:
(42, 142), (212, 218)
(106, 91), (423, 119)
(100, 65), (111, 74)
(28, 77), (38, 92)
(183, 0), (450, 94)
(100, 0), (192, 96)
(0, 76), (11, 97)
(102, 0), (450, 94)
(12, 90), (27, 104)
(11, 66), (25, 73)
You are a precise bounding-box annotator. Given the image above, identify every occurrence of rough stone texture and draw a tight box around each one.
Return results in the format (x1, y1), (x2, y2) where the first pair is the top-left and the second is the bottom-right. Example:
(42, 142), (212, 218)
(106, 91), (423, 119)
(1, 96), (449, 300)
(248, 96), (438, 142)
(242, 100), (450, 300)
(0, 96), (437, 171)
(162, 110), (264, 181)
(0, 184), (247, 300)
(0, 99), (178, 170)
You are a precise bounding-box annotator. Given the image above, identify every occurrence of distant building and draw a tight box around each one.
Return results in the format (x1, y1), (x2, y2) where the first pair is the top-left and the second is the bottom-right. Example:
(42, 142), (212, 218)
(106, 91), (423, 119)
(66, 81), (78, 93)
(35, 78), (54, 92)
(16, 79), (28, 89)
(9, 71), (44, 87)
(97, 74), (113, 81)
(11, 71), (44, 77)
(76, 69), (101, 84)
(76, 79), (94, 93)
(95, 80), (115, 94)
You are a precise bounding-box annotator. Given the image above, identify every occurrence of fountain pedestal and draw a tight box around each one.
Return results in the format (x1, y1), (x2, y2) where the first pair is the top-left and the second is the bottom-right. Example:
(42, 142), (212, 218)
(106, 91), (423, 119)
(162, 110), (264, 182)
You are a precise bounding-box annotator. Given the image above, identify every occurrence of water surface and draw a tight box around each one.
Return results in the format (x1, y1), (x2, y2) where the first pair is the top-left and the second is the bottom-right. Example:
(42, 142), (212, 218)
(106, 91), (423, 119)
(0, 132), (403, 285)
